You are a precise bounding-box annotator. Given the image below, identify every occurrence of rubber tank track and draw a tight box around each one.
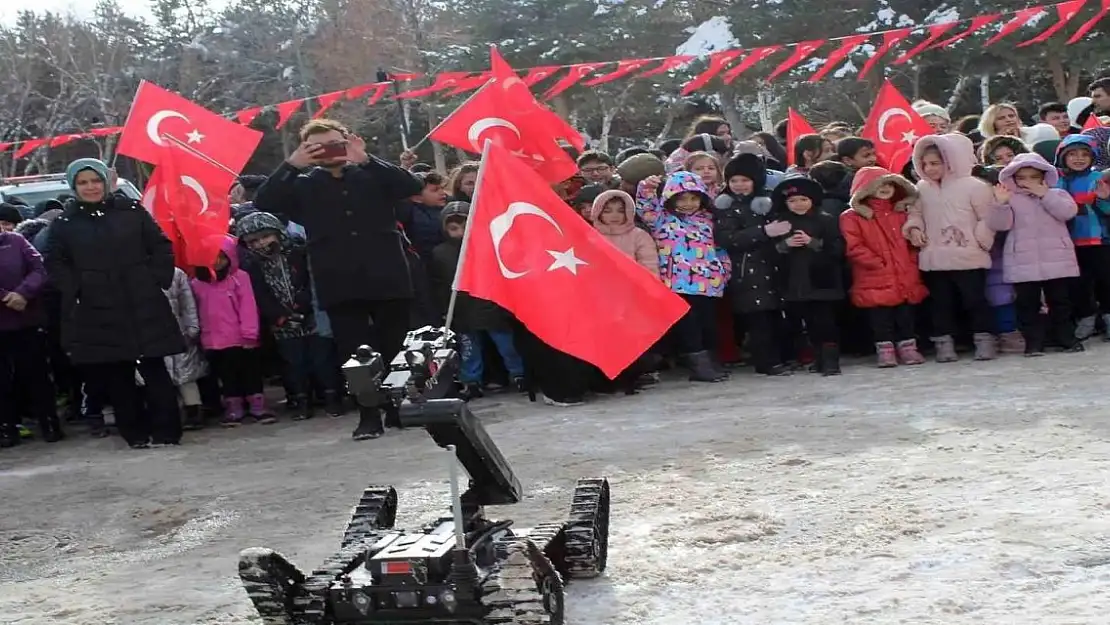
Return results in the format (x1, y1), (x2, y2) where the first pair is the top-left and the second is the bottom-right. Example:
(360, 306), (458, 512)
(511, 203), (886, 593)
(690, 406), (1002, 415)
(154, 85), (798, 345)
(340, 486), (397, 548)
(238, 548), (309, 625)
(481, 539), (565, 624)
(562, 478), (610, 579)
(297, 530), (388, 624)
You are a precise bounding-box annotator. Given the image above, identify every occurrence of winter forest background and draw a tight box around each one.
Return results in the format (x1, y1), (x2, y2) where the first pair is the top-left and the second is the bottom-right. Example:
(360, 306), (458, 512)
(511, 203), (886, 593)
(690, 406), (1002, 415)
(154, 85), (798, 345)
(1, 0), (1107, 182)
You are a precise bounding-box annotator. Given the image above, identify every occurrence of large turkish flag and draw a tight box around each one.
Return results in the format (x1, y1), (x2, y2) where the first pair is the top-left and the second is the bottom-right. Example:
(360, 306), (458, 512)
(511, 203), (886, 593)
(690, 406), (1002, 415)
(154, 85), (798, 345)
(861, 80), (935, 173)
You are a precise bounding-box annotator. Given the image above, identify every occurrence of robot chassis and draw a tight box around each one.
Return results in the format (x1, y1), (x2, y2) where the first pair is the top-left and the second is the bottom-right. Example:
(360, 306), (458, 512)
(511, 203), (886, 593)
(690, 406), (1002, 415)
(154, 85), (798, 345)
(238, 327), (611, 624)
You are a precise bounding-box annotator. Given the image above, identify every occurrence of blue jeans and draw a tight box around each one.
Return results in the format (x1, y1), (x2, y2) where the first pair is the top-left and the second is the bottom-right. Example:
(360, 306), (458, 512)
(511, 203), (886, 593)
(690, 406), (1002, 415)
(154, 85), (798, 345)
(992, 303), (1017, 334)
(460, 331), (523, 384)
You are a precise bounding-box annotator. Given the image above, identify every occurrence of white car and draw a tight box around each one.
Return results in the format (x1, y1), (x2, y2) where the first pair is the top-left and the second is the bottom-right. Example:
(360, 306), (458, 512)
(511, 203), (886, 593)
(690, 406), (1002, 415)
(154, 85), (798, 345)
(0, 173), (142, 215)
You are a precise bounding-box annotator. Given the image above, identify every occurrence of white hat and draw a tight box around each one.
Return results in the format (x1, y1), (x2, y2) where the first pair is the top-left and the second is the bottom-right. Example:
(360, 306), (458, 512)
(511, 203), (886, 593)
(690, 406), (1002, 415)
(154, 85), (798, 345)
(1068, 97), (1094, 125)
(912, 100), (950, 122)
(1021, 123), (1061, 146)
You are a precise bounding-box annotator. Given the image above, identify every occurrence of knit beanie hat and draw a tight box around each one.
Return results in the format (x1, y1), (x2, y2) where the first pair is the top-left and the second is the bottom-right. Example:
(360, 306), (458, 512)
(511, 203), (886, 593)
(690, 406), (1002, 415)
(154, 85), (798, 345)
(235, 211), (285, 238)
(615, 153), (665, 186)
(64, 158), (110, 191)
(1068, 97), (1094, 127)
(0, 202), (24, 225)
(573, 183), (608, 207)
(723, 153), (766, 182)
(771, 175), (824, 210)
(441, 200), (470, 223)
(912, 100), (950, 122)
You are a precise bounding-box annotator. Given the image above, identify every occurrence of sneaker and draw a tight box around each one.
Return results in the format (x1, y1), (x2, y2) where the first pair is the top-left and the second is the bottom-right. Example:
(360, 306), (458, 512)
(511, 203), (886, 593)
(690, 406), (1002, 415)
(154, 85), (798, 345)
(542, 395), (585, 407)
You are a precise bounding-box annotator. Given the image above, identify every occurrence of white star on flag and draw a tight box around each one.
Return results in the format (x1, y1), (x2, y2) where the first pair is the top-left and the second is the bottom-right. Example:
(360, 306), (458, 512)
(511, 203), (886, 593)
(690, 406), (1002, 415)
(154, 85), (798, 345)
(547, 247), (587, 274)
(901, 130), (917, 144)
(186, 129), (205, 144)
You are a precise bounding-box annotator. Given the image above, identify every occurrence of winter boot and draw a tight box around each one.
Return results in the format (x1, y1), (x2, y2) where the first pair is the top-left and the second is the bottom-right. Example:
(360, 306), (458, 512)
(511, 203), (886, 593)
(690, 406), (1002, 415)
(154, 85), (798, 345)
(460, 383), (484, 401)
(1102, 314), (1110, 342)
(756, 364), (793, 376)
(709, 355), (730, 380)
(998, 331), (1026, 354)
(875, 342), (898, 368)
(1076, 315), (1097, 340)
(931, 336), (959, 363)
(685, 351), (723, 382)
(38, 413), (65, 443)
(291, 394), (314, 421)
(820, 343), (842, 376)
(323, 390), (345, 417)
(1062, 341), (1087, 353)
(895, 339), (926, 365)
(973, 332), (998, 361)
(182, 405), (205, 431)
(221, 397), (245, 427)
(247, 394), (277, 424)
(0, 424), (19, 448)
(512, 376), (528, 394)
(352, 405), (384, 441)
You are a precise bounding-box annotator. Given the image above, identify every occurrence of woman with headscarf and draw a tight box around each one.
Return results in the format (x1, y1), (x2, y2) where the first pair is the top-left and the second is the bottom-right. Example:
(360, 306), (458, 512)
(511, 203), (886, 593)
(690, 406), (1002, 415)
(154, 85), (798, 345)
(45, 158), (184, 449)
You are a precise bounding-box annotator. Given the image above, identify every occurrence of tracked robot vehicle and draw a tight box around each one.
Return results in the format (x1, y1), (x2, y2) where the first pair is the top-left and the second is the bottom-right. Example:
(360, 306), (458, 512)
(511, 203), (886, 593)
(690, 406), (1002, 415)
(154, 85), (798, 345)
(238, 333), (610, 625)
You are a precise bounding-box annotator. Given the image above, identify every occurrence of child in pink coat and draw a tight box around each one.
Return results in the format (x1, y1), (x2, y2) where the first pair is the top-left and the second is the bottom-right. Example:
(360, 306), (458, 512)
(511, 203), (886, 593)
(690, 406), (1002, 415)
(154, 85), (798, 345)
(190, 236), (274, 425)
(588, 190), (660, 279)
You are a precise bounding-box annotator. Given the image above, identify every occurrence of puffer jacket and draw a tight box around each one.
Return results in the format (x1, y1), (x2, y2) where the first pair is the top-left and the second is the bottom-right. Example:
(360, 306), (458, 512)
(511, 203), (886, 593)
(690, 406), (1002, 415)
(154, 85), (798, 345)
(190, 236), (260, 350)
(1054, 134), (1110, 246)
(635, 171), (730, 297)
(588, 190), (659, 278)
(905, 134), (995, 271)
(988, 153), (1079, 283)
(163, 267), (208, 385)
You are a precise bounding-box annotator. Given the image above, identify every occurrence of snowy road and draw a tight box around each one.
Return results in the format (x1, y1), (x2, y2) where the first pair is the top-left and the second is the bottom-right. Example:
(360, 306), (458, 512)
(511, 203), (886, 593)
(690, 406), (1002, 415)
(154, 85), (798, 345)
(4, 349), (1110, 624)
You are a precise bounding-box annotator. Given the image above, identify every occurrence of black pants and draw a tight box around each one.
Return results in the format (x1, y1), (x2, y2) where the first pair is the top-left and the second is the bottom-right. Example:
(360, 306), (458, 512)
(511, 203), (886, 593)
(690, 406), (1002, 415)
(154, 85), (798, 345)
(868, 304), (917, 343)
(512, 319), (591, 403)
(1015, 279), (1076, 350)
(672, 294), (719, 354)
(744, 310), (786, 372)
(277, 335), (341, 397)
(925, 269), (992, 336)
(83, 357), (180, 446)
(1072, 246), (1110, 318)
(326, 299), (412, 366)
(0, 328), (56, 427)
(786, 300), (839, 346)
(207, 347), (263, 398)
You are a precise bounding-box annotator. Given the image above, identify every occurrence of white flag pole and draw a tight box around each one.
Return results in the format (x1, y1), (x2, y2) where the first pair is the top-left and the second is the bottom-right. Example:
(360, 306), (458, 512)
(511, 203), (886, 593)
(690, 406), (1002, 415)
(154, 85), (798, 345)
(443, 138), (493, 332)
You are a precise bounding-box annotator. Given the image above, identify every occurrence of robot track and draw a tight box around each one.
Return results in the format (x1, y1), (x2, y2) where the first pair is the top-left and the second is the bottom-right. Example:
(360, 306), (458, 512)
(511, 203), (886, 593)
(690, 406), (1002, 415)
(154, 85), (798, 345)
(562, 478), (610, 579)
(481, 539), (565, 625)
(340, 486), (398, 547)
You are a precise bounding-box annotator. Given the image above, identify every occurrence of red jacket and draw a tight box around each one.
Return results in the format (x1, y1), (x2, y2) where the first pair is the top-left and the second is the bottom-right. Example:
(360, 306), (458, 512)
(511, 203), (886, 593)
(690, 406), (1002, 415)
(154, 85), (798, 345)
(839, 167), (929, 308)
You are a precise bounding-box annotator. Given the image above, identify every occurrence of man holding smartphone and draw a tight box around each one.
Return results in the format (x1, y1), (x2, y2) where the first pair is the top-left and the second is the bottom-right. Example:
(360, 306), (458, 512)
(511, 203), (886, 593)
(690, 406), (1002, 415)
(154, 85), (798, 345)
(254, 118), (423, 441)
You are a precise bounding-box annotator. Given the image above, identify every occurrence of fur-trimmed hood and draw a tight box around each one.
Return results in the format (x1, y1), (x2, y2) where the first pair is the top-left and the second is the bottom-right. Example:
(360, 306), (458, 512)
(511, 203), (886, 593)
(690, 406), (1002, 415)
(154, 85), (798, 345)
(848, 167), (918, 219)
(588, 189), (637, 235)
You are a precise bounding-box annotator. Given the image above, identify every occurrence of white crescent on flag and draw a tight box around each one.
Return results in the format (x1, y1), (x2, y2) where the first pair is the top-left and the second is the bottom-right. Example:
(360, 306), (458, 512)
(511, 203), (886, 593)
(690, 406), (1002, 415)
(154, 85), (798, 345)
(489, 201), (563, 279)
(468, 117), (521, 152)
(180, 175), (210, 214)
(146, 110), (190, 146)
(877, 108), (913, 143)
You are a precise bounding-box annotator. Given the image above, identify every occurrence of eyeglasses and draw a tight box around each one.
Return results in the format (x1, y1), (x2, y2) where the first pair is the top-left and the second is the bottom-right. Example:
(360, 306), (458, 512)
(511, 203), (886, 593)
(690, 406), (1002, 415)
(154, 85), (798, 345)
(580, 165), (611, 174)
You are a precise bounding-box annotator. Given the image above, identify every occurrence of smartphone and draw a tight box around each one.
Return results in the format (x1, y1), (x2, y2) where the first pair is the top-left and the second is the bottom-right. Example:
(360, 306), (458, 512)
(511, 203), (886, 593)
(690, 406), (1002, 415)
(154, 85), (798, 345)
(317, 141), (348, 159)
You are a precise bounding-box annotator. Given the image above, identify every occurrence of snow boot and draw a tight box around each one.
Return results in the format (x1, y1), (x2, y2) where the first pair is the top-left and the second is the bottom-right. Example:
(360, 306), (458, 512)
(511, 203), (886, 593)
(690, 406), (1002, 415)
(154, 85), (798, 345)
(1102, 314), (1110, 342)
(247, 394), (277, 424)
(684, 351), (723, 382)
(291, 394), (314, 421)
(820, 343), (842, 376)
(182, 405), (205, 431)
(323, 390), (345, 418)
(38, 413), (65, 443)
(221, 397), (245, 427)
(931, 335), (959, 363)
(973, 332), (998, 361)
(875, 342), (898, 368)
(998, 331), (1026, 354)
(1076, 315), (1097, 340)
(0, 424), (19, 448)
(352, 405), (384, 441)
(896, 339), (926, 366)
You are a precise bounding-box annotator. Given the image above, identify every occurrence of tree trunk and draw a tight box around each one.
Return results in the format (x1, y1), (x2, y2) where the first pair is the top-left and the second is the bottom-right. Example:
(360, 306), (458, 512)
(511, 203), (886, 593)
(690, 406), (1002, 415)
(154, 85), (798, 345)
(654, 108), (676, 147)
(426, 107), (446, 173)
(979, 74), (991, 110)
(945, 75), (969, 112)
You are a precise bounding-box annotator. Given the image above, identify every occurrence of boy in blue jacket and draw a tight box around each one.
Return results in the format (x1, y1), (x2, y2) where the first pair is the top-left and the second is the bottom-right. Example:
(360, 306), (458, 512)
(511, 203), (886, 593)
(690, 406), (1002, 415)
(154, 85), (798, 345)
(1055, 134), (1110, 339)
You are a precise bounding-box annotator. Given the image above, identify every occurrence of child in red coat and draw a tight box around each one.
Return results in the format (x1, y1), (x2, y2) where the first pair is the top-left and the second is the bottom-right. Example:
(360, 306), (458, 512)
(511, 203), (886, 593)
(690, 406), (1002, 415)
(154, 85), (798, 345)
(839, 167), (929, 367)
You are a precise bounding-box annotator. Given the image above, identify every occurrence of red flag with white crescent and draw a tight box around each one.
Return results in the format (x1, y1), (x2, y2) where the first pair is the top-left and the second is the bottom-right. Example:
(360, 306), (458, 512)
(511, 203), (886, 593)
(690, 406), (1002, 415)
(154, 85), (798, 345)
(155, 145), (236, 268)
(860, 80), (935, 173)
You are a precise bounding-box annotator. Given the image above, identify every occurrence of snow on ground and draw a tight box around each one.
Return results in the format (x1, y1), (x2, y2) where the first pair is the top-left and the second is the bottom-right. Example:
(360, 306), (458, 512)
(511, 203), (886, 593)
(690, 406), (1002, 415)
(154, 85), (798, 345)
(5, 346), (1110, 624)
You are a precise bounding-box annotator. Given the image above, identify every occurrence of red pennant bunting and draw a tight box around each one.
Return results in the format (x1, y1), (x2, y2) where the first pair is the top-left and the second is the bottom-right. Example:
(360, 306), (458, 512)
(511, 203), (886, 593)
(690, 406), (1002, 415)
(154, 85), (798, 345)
(680, 50), (743, 95)
(0, 143), (11, 153)
(274, 99), (305, 130)
(543, 63), (609, 99)
(236, 107), (263, 125)
(522, 66), (561, 87)
(893, 23), (959, 64)
(1018, 0), (1087, 47)
(808, 35), (870, 83)
(583, 59), (653, 86)
(344, 83), (378, 99)
(312, 91), (346, 118)
(984, 6), (1048, 46)
(1068, 0), (1110, 43)
(722, 46), (781, 84)
(14, 138), (48, 159)
(389, 72), (420, 82)
(49, 133), (84, 148)
(765, 40), (825, 82)
(858, 28), (912, 80)
(786, 108), (818, 166)
(443, 72), (492, 96)
(396, 72), (470, 99)
(637, 55), (694, 79)
(364, 83), (390, 105)
(88, 126), (122, 137)
(931, 14), (1001, 48)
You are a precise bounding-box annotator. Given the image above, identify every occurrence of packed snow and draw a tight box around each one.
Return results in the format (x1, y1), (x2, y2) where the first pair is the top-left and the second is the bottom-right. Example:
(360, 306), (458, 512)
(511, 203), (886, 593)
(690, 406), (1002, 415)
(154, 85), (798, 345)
(676, 16), (739, 57)
(5, 347), (1110, 624)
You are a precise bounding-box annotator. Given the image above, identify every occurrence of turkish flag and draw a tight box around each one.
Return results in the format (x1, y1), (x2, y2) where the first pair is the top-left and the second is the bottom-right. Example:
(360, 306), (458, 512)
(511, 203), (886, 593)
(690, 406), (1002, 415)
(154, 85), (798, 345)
(155, 144), (236, 267)
(430, 48), (584, 183)
(118, 81), (263, 172)
(861, 80), (935, 173)
(786, 108), (817, 166)
(456, 142), (688, 378)
(141, 167), (188, 267)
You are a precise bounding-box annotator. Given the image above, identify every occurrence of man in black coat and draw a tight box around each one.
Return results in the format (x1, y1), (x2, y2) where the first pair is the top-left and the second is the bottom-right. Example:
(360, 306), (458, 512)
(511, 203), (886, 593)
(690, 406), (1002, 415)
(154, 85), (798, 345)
(253, 119), (423, 440)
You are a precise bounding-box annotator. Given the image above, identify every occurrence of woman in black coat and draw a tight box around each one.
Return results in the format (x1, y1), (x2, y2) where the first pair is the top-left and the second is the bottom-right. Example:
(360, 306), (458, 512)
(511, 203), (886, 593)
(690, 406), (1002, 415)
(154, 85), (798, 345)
(45, 158), (184, 448)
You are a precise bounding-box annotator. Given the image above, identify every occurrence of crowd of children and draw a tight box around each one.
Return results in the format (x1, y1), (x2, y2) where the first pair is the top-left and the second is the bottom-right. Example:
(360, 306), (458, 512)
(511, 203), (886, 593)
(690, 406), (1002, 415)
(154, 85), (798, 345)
(5, 89), (1110, 448)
